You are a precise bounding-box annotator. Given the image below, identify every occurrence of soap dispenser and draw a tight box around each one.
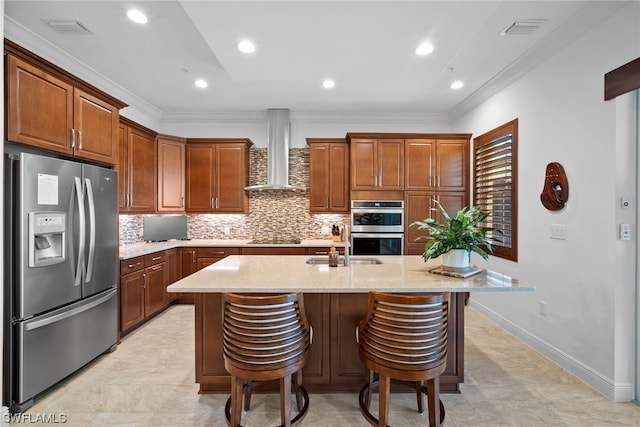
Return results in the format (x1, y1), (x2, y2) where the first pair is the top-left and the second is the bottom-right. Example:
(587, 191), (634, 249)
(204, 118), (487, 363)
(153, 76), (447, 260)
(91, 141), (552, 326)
(328, 244), (339, 267)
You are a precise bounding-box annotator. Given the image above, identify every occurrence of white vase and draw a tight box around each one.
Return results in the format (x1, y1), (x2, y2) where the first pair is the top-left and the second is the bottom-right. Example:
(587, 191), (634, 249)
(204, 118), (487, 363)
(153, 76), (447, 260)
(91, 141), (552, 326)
(442, 249), (470, 272)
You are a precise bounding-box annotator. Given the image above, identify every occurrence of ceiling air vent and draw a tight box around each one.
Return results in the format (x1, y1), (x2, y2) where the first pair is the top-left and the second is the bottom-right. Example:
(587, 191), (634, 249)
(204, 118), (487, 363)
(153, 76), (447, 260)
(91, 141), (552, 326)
(44, 19), (93, 35)
(500, 19), (548, 36)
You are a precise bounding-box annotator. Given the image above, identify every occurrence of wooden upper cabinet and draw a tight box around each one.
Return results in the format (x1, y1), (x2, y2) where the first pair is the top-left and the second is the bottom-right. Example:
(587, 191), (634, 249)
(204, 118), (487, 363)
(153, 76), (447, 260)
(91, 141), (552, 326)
(72, 89), (119, 164)
(185, 144), (214, 211)
(351, 138), (376, 189)
(405, 139), (436, 190)
(117, 124), (128, 211)
(216, 143), (249, 212)
(6, 52), (121, 165)
(349, 137), (404, 191)
(157, 135), (186, 212)
(186, 139), (251, 213)
(7, 55), (74, 154)
(436, 139), (469, 192)
(118, 120), (157, 213)
(405, 137), (469, 192)
(307, 138), (349, 213)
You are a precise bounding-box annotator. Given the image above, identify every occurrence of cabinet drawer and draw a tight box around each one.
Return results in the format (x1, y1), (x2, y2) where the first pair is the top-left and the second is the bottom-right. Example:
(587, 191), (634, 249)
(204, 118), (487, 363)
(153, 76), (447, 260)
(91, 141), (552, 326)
(196, 247), (240, 258)
(145, 251), (167, 266)
(306, 247), (345, 256)
(120, 256), (144, 275)
(241, 247), (306, 255)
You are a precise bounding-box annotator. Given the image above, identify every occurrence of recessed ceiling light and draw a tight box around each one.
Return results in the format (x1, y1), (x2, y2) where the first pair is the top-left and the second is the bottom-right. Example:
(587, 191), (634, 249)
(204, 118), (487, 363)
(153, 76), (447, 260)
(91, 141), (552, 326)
(415, 42), (434, 56)
(195, 79), (208, 88)
(450, 81), (464, 90)
(322, 79), (335, 89)
(237, 40), (256, 53)
(127, 9), (148, 24)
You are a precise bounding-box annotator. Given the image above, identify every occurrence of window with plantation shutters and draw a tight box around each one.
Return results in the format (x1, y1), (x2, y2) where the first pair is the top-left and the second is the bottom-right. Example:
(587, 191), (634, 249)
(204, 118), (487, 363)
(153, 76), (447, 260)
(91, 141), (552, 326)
(473, 119), (518, 261)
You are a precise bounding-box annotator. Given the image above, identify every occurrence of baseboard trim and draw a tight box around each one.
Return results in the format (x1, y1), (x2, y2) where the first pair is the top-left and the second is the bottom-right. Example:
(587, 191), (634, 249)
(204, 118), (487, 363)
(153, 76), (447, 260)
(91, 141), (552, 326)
(469, 300), (633, 402)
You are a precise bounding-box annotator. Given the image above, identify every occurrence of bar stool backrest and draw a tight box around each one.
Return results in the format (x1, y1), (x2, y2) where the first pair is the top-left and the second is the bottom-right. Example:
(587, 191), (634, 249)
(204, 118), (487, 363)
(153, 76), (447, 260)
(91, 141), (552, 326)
(358, 292), (449, 379)
(223, 292), (311, 379)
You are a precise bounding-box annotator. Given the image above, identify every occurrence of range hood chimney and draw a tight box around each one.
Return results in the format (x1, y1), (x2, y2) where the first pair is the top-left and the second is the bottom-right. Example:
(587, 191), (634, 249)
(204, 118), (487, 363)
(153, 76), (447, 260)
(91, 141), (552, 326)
(245, 109), (306, 191)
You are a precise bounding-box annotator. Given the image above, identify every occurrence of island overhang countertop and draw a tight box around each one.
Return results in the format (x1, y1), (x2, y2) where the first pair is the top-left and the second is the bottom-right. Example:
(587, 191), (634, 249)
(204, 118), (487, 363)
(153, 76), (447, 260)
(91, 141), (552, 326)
(167, 255), (534, 293)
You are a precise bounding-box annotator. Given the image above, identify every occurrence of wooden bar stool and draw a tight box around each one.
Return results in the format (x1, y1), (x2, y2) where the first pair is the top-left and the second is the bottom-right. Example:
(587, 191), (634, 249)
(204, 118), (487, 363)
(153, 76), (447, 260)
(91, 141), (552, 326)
(222, 292), (311, 427)
(356, 292), (449, 427)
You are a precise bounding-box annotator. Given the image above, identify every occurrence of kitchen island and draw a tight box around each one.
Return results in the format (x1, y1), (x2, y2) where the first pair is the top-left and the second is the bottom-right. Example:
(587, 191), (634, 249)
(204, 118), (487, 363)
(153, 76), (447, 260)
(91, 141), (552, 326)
(167, 255), (533, 394)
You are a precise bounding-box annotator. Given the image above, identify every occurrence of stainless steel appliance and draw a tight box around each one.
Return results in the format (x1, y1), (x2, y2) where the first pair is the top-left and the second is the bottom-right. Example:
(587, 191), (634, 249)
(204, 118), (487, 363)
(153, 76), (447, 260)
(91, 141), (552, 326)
(143, 215), (189, 242)
(3, 148), (118, 413)
(350, 200), (404, 255)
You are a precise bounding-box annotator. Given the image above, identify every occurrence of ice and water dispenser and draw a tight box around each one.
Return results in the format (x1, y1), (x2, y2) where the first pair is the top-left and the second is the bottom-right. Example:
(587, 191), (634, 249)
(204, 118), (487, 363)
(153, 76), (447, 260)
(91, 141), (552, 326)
(28, 212), (66, 267)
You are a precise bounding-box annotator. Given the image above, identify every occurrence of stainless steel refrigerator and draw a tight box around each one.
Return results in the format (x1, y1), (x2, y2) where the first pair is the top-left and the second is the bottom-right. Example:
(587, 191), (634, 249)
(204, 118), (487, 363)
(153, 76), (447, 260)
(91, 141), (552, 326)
(3, 148), (118, 413)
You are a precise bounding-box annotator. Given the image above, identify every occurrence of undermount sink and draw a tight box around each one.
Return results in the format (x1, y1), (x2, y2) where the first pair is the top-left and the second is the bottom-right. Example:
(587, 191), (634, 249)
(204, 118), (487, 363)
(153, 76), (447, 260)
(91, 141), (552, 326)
(305, 256), (383, 265)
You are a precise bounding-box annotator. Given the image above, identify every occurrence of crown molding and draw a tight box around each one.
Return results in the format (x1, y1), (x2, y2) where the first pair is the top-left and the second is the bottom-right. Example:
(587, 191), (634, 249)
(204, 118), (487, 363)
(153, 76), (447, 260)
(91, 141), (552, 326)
(450, 1), (628, 121)
(4, 17), (163, 125)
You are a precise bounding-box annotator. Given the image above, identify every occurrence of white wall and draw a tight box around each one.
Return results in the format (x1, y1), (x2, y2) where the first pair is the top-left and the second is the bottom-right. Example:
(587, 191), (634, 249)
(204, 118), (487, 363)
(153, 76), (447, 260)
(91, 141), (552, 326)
(453, 2), (640, 401)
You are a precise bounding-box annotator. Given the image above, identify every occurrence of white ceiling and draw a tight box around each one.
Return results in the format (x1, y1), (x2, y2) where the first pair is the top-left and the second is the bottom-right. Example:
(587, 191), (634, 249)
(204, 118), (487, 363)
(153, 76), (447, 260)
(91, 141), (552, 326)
(3, 1), (629, 119)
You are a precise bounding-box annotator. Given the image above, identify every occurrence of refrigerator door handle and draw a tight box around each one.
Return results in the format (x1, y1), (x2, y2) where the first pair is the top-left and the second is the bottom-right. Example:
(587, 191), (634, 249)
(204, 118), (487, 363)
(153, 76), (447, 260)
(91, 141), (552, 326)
(85, 178), (96, 282)
(74, 177), (85, 287)
(24, 289), (116, 331)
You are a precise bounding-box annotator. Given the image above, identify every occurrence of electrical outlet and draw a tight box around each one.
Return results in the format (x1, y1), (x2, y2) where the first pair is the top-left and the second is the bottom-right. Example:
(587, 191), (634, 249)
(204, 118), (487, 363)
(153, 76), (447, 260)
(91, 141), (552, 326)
(224, 226), (231, 235)
(539, 301), (547, 317)
(550, 224), (567, 240)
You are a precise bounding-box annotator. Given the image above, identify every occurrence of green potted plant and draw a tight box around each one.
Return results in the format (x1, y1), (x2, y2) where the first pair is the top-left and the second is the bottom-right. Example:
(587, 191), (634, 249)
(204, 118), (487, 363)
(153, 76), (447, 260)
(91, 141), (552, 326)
(411, 200), (494, 271)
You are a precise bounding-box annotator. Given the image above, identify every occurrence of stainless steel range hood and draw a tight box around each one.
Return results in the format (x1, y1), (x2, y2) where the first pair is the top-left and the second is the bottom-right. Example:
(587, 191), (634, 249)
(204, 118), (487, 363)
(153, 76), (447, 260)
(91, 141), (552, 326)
(245, 109), (307, 191)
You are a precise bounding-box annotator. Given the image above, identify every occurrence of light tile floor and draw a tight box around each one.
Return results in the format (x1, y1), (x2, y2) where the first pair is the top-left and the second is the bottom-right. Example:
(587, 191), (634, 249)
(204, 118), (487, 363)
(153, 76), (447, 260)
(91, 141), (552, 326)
(19, 304), (640, 426)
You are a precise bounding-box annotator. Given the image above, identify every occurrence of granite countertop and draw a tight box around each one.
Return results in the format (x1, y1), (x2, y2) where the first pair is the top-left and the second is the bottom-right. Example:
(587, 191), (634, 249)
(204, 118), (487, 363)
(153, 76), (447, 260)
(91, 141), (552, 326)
(167, 255), (535, 293)
(119, 239), (345, 259)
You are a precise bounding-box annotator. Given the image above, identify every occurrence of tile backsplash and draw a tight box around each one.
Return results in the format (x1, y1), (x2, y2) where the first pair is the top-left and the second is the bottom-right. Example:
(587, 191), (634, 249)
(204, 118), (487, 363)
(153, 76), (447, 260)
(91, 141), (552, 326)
(119, 147), (349, 246)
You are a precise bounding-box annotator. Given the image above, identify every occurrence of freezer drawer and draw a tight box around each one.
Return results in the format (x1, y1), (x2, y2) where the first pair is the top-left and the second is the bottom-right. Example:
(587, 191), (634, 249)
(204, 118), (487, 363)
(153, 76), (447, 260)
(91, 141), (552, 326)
(14, 288), (117, 405)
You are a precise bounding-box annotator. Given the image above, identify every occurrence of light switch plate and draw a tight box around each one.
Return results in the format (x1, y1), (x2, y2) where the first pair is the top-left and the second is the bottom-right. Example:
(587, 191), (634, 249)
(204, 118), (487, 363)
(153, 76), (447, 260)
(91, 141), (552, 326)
(620, 224), (631, 241)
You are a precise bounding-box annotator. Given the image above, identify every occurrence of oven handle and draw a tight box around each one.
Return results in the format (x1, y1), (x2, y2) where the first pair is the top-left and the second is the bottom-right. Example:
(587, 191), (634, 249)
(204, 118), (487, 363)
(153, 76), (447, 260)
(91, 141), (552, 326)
(350, 233), (405, 239)
(351, 208), (405, 215)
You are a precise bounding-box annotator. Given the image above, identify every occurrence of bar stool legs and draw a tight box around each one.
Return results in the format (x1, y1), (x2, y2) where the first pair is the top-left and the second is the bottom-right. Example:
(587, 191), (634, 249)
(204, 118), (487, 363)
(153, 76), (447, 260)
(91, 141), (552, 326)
(222, 292), (311, 427)
(356, 292), (450, 427)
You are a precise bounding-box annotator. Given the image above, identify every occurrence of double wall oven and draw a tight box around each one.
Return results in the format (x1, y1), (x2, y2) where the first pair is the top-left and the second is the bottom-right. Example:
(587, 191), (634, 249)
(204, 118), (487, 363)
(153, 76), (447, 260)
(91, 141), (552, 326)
(350, 200), (404, 255)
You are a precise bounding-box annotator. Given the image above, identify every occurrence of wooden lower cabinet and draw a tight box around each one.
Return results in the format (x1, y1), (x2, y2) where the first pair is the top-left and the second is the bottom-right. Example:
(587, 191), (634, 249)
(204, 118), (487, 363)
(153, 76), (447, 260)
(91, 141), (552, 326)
(120, 264), (145, 332)
(329, 293), (368, 388)
(176, 247), (240, 303)
(166, 249), (178, 304)
(144, 260), (167, 318)
(241, 247), (306, 255)
(405, 191), (467, 255)
(195, 292), (463, 393)
(119, 250), (174, 335)
(177, 248), (197, 303)
(197, 247), (240, 270)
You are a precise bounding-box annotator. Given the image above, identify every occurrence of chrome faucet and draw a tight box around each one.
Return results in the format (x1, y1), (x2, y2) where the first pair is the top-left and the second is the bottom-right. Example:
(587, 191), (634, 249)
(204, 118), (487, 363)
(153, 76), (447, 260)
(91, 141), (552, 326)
(343, 224), (351, 266)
